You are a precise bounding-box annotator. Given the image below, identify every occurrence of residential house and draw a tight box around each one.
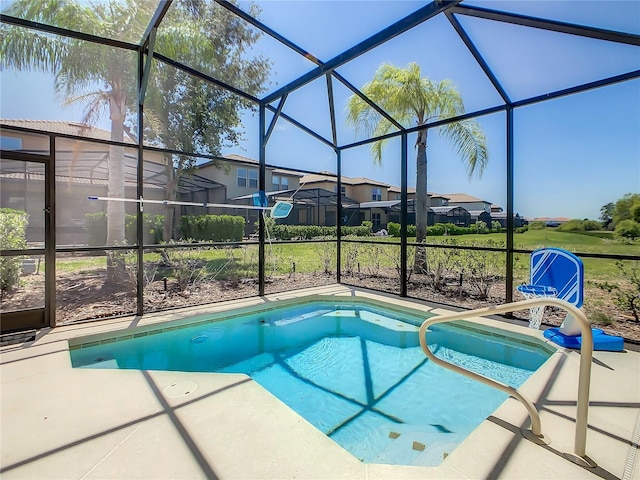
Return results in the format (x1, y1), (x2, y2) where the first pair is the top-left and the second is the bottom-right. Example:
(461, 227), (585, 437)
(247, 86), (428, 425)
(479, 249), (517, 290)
(431, 206), (472, 227)
(492, 212), (527, 228)
(387, 186), (416, 201)
(299, 173), (393, 227)
(468, 210), (493, 227)
(2, 120), (528, 240)
(0, 120), (205, 245)
(434, 192), (493, 213)
(194, 154), (302, 231)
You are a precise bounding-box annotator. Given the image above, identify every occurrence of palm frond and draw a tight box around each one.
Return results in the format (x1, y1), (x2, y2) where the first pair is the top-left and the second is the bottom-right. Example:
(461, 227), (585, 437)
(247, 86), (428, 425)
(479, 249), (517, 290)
(441, 119), (489, 179)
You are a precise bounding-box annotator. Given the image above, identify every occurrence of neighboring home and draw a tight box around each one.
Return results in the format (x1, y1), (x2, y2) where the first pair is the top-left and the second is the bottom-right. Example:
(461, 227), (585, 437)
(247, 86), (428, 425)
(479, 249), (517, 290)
(2, 120), (527, 239)
(196, 154), (303, 229)
(434, 192), (493, 213)
(468, 210), (493, 226)
(264, 188), (358, 228)
(387, 186), (416, 201)
(299, 173), (394, 228)
(198, 154), (302, 202)
(0, 120), (212, 245)
(431, 206), (472, 227)
(299, 172), (392, 203)
(1, 120), (308, 242)
(492, 212), (527, 228)
(427, 193), (451, 207)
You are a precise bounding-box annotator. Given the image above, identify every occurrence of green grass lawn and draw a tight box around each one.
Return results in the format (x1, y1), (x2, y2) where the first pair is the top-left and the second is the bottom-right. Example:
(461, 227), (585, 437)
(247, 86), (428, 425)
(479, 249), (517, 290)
(54, 229), (637, 283)
(422, 229), (638, 280)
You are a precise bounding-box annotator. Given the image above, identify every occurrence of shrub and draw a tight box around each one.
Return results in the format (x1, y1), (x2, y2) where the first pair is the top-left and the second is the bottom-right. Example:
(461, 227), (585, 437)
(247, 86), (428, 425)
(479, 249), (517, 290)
(0, 208), (28, 291)
(528, 221), (546, 230)
(472, 220), (488, 233)
(343, 222), (373, 237)
(515, 226), (528, 233)
(557, 219), (603, 232)
(557, 219), (585, 232)
(86, 212), (165, 245)
(387, 222), (401, 237)
(589, 311), (613, 326)
(427, 224), (446, 236)
(583, 220), (602, 231)
(126, 213), (164, 245)
(596, 260), (640, 322)
(383, 222), (417, 238)
(85, 212), (107, 246)
(443, 224), (469, 236)
(259, 222), (372, 240)
(491, 221), (503, 233)
(615, 219), (640, 239)
(341, 237), (361, 275)
(423, 239), (460, 292)
(180, 214), (244, 241)
(460, 240), (505, 300)
(314, 239), (336, 274)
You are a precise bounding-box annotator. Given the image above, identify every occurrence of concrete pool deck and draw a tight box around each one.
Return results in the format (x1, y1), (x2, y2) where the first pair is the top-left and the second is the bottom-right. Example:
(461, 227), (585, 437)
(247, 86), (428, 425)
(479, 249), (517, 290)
(1, 285), (639, 479)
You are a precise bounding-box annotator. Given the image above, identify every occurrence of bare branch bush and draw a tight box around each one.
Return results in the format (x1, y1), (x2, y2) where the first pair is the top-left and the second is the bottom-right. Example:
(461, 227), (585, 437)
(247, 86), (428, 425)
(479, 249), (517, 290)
(166, 246), (208, 292)
(459, 240), (505, 300)
(361, 243), (383, 277)
(314, 238), (336, 274)
(424, 241), (460, 293)
(596, 260), (640, 322)
(341, 236), (361, 276)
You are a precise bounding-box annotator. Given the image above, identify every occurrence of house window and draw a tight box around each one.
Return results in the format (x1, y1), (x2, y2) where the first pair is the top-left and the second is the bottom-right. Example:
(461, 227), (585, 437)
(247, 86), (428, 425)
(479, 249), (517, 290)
(372, 212), (381, 226)
(0, 136), (22, 150)
(249, 169), (258, 189)
(395, 193), (401, 200)
(238, 168), (258, 188)
(272, 175), (289, 191)
(372, 187), (382, 201)
(334, 185), (346, 195)
(237, 167), (247, 187)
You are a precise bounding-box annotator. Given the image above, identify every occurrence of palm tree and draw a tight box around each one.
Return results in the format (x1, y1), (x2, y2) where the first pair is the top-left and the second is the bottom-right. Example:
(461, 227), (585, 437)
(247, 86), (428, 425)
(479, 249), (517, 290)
(1, 0), (158, 283)
(346, 62), (488, 271)
(1, 0), (269, 277)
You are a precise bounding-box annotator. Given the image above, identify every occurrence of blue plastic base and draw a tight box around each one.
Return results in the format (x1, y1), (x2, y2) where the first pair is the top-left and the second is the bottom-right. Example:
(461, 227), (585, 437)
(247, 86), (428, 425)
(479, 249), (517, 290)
(543, 327), (624, 352)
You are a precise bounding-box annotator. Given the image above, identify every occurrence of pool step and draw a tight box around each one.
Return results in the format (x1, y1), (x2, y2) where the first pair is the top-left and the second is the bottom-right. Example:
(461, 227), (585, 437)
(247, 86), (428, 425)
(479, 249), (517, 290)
(370, 426), (466, 467)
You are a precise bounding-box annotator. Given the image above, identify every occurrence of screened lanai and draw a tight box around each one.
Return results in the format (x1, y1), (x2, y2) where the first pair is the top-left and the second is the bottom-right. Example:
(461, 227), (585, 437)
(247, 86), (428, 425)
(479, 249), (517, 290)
(0, 1), (638, 335)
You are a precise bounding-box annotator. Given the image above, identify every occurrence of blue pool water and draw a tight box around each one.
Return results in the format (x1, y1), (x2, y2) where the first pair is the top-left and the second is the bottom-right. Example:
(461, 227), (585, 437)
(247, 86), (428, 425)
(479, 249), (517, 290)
(70, 300), (552, 467)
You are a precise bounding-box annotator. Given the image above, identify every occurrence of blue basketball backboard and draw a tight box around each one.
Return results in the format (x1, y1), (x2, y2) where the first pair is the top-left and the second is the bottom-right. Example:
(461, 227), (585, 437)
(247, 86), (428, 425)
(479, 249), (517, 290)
(530, 247), (584, 308)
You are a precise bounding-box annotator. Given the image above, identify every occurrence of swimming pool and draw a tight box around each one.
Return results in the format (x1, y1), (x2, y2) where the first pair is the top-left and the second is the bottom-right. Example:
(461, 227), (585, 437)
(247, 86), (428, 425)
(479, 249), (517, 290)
(69, 297), (554, 467)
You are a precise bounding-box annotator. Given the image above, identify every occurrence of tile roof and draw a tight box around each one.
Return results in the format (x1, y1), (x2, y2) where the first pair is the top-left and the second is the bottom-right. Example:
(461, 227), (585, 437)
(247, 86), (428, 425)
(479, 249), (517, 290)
(433, 192), (489, 203)
(300, 173), (391, 187)
(1, 119), (136, 143)
(388, 186), (416, 194)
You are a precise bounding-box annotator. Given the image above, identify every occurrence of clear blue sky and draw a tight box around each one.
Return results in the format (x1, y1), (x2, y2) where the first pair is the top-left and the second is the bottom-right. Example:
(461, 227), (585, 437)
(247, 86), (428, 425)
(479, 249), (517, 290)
(2, 0), (639, 219)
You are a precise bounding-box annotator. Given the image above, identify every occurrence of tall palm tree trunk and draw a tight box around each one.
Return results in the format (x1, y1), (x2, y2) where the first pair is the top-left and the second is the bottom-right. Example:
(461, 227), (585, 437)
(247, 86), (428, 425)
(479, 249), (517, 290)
(414, 128), (428, 272)
(105, 90), (127, 285)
